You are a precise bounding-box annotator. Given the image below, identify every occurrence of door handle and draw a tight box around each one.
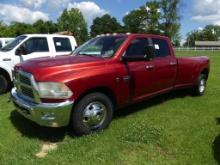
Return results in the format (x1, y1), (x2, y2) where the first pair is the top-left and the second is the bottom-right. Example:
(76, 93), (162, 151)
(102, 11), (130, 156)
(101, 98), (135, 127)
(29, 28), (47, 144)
(170, 62), (177, 66)
(146, 65), (154, 70)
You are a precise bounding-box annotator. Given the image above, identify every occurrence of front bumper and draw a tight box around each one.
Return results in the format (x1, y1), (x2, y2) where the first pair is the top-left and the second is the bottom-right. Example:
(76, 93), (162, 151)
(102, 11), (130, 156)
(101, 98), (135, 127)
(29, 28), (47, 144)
(11, 88), (74, 127)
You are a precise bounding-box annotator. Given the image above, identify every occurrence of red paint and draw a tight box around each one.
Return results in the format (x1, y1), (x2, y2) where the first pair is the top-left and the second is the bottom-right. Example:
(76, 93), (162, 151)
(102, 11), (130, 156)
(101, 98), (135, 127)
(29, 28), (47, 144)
(15, 34), (210, 108)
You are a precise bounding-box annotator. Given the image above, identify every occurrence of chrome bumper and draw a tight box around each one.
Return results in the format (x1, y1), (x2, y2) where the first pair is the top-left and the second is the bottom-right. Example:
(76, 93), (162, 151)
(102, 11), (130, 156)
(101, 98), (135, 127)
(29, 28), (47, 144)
(11, 88), (74, 127)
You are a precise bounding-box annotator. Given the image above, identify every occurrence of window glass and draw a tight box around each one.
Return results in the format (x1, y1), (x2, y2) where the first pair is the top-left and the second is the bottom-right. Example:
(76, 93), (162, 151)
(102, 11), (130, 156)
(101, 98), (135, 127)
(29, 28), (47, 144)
(72, 36), (127, 58)
(0, 41), (2, 48)
(1, 36), (26, 51)
(125, 38), (150, 57)
(152, 38), (170, 57)
(24, 37), (49, 53)
(53, 37), (72, 52)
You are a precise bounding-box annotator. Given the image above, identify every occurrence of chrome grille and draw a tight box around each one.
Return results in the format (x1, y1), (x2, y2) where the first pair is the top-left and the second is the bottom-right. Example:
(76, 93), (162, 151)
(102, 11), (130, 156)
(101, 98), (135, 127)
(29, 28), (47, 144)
(20, 86), (34, 98)
(19, 75), (31, 85)
(14, 71), (40, 103)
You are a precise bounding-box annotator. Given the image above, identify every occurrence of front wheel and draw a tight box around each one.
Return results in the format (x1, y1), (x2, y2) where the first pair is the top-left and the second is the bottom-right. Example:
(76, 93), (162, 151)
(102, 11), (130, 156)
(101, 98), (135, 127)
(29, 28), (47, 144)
(0, 74), (9, 94)
(193, 74), (207, 96)
(71, 92), (114, 136)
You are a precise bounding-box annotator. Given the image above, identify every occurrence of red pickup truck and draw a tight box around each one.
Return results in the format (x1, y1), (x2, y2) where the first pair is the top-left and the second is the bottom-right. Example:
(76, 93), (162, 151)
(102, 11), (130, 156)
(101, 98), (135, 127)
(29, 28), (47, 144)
(11, 34), (210, 135)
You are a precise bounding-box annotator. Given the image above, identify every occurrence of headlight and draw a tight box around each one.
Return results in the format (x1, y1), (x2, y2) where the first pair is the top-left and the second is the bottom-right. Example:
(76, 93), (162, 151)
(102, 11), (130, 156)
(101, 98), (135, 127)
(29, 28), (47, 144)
(37, 82), (73, 99)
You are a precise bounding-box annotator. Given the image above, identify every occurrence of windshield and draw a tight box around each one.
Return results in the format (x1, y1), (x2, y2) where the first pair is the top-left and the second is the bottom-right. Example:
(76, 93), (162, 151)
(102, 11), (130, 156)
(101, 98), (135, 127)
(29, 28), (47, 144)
(72, 36), (127, 58)
(0, 35), (27, 51)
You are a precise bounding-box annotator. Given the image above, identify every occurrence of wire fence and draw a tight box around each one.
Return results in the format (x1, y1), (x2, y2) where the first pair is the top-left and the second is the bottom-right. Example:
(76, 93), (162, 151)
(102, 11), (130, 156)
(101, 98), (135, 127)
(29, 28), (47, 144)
(174, 47), (220, 51)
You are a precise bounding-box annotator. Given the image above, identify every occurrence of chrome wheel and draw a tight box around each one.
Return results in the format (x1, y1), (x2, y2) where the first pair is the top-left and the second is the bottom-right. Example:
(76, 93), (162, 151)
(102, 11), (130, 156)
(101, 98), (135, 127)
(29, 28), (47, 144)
(82, 101), (107, 130)
(199, 78), (206, 93)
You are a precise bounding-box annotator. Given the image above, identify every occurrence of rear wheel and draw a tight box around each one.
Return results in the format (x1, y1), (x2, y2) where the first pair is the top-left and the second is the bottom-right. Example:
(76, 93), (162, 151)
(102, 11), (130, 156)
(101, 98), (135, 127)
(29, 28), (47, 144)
(71, 92), (114, 136)
(193, 74), (207, 96)
(0, 74), (9, 94)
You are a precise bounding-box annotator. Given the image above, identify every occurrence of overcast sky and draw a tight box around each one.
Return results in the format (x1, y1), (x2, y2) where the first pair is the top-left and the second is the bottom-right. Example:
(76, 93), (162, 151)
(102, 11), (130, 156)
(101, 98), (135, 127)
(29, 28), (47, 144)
(0, 0), (219, 40)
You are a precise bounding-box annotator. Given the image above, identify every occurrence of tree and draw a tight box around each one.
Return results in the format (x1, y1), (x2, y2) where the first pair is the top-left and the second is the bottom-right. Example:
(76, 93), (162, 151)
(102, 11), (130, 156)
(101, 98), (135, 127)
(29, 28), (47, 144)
(33, 20), (58, 34)
(184, 25), (220, 47)
(142, 1), (161, 34)
(160, 0), (181, 41)
(57, 8), (88, 44)
(9, 22), (36, 36)
(90, 14), (122, 37)
(123, 8), (147, 33)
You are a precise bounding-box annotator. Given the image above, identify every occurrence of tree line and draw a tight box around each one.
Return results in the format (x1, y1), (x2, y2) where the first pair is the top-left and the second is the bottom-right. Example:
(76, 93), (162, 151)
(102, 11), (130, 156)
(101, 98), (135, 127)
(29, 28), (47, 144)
(0, 0), (181, 45)
(184, 25), (220, 47)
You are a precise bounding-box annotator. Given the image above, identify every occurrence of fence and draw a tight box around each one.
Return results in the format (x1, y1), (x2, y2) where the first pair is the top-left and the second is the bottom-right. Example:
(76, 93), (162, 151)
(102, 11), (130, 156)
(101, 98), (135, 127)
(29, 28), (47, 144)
(175, 47), (220, 51)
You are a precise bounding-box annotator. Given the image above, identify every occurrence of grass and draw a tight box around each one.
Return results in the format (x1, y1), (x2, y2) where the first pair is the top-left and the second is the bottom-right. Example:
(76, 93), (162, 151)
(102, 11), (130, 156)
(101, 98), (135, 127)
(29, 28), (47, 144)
(0, 50), (220, 164)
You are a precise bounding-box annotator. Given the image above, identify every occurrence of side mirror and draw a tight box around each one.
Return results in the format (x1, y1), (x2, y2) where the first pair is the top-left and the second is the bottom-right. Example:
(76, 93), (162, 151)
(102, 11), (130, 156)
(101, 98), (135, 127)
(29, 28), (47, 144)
(15, 48), (22, 56)
(15, 45), (28, 56)
(144, 45), (155, 60)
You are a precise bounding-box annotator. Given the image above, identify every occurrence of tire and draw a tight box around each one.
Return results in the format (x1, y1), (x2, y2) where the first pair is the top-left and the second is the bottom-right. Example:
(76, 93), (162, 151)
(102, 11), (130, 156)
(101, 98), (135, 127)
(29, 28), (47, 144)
(71, 92), (114, 136)
(0, 74), (8, 94)
(193, 74), (207, 96)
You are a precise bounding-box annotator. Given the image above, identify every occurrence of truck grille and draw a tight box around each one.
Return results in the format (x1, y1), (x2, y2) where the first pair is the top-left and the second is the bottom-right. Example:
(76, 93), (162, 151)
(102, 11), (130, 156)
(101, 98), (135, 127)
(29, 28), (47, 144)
(14, 70), (40, 103)
(19, 75), (31, 85)
(20, 86), (34, 98)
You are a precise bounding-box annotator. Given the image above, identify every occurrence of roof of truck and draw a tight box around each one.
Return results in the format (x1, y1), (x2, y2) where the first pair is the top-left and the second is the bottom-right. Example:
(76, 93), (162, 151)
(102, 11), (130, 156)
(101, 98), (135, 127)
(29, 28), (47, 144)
(21, 34), (75, 38)
(96, 33), (170, 39)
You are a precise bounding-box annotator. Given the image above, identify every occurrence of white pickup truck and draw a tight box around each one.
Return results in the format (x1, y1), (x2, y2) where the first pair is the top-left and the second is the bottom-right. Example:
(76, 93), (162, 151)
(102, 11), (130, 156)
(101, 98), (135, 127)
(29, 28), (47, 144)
(0, 34), (77, 94)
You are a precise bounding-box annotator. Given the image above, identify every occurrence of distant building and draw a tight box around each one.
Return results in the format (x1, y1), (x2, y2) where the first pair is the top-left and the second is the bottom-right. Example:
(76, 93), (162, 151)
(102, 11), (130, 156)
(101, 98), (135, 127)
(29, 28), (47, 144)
(195, 41), (220, 47)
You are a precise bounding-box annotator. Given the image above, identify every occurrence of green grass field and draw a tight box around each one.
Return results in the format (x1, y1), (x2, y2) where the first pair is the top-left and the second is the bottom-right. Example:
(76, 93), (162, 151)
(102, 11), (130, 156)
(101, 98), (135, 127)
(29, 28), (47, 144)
(0, 51), (220, 165)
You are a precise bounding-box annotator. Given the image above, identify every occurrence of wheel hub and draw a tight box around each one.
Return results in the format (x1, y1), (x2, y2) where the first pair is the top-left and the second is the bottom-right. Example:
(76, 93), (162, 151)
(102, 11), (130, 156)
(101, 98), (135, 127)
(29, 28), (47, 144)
(82, 102), (107, 129)
(199, 78), (206, 93)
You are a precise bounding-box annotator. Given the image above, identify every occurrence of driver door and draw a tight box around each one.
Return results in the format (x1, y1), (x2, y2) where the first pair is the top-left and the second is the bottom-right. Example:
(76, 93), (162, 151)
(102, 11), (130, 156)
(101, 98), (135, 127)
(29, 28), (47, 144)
(16, 37), (50, 62)
(124, 37), (156, 101)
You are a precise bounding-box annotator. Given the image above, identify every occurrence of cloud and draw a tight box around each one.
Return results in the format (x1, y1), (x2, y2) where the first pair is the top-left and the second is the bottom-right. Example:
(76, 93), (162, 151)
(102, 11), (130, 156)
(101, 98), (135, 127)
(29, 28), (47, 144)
(191, 0), (220, 25)
(50, 0), (70, 9)
(0, 4), (49, 24)
(67, 1), (108, 26)
(20, 0), (70, 9)
(20, 0), (46, 9)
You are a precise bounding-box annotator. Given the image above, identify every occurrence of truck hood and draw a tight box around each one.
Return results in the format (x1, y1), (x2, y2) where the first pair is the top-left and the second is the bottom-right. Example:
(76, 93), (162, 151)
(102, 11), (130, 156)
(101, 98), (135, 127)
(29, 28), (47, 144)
(15, 55), (108, 81)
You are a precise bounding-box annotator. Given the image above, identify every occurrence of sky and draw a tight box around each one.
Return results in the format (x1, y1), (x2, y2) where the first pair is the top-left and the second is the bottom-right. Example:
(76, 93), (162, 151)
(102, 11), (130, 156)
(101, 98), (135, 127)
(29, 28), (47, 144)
(0, 0), (219, 41)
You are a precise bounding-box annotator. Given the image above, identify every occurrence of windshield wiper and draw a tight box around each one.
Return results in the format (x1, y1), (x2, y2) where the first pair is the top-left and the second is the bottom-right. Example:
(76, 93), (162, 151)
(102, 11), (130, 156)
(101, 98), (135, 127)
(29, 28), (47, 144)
(77, 53), (99, 57)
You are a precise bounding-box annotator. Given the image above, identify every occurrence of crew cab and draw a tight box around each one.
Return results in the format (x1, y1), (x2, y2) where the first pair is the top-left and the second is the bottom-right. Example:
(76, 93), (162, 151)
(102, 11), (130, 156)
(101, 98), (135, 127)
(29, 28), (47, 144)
(0, 34), (77, 94)
(11, 34), (210, 136)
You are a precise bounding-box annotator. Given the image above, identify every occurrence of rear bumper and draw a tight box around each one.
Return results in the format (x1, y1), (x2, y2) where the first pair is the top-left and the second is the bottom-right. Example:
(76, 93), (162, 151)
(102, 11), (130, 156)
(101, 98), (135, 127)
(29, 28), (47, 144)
(11, 88), (74, 127)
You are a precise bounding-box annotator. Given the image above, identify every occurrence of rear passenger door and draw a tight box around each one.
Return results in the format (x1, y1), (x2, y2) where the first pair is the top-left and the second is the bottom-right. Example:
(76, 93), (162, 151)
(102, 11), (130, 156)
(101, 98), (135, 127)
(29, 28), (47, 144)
(53, 37), (73, 56)
(151, 38), (177, 92)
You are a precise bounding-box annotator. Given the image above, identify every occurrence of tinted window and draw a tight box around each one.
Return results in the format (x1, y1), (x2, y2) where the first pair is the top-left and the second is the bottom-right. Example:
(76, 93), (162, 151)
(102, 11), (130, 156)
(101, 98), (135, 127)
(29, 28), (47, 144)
(53, 37), (72, 52)
(125, 38), (150, 57)
(23, 37), (49, 53)
(152, 38), (170, 57)
(0, 41), (2, 48)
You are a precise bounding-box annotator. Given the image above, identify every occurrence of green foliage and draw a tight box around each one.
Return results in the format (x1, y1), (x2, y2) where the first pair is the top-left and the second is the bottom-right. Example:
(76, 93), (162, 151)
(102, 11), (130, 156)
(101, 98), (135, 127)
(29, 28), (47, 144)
(90, 14), (122, 37)
(123, 8), (147, 33)
(123, 0), (181, 42)
(185, 25), (220, 47)
(0, 20), (58, 37)
(33, 20), (58, 34)
(160, 0), (181, 39)
(57, 8), (88, 44)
